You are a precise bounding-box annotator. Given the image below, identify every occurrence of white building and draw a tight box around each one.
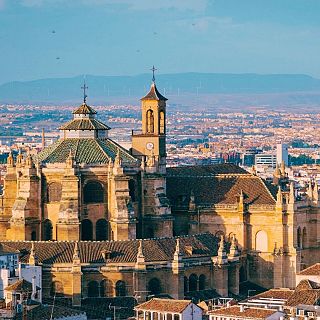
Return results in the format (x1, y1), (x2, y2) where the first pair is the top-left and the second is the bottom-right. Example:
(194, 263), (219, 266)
(255, 153), (277, 170)
(135, 298), (203, 320)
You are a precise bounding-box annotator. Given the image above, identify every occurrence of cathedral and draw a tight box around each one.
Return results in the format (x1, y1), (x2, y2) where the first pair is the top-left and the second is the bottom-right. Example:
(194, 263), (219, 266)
(0, 77), (320, 304)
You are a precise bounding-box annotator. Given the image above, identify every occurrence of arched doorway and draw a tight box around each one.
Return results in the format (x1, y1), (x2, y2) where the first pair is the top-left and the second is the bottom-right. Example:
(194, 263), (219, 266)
(96, 219), (108, 241)
(88, 281), (99, 297)
(84, 181), (104, 204)
(81, 219), (93, 240)
(148, 278), (161, 295)
(189, 274), (198, 292)
(43, 219), (53, 241)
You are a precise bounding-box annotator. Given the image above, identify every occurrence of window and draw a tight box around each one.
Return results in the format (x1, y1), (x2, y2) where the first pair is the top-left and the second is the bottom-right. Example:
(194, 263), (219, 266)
(115, 280), (126, 297)
(146, 109), (154, 133)
(189, 274), (198, 292)
(43, 219), (53, 241)
(199, 274), (206, 290)
(96, 219), (108, 241)
(255, 230), (268, 252)
(81, 219), (93, 241)
(159, 111), (165, 134)
(148, 278), (161, 295)
(84, 181), (104, 204)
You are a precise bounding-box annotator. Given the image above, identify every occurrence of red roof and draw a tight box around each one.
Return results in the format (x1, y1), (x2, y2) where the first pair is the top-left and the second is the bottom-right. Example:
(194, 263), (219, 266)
(135, 298), (197, 313)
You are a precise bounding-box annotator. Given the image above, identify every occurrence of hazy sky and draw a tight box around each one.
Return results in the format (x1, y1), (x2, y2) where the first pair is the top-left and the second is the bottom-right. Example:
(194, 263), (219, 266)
(0, 0), (320, 84)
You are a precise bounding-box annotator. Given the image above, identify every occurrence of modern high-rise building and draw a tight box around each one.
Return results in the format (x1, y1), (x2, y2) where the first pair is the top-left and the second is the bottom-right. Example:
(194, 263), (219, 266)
(277, 143), (289, 166)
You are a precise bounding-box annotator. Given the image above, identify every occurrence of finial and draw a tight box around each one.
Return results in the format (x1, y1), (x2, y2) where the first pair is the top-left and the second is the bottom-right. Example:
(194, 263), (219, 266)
(73, 241), (80, 263)
(229, 234), (239, 258)
(150, 65), (157, 83)
(81, 77), (88, 104)
(29, 242), (38, 266)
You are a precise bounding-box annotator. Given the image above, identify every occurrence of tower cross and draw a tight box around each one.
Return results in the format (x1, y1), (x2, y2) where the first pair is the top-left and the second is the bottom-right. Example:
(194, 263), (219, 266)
(81, 80), (88, 103)
(150, 65), (157, 83)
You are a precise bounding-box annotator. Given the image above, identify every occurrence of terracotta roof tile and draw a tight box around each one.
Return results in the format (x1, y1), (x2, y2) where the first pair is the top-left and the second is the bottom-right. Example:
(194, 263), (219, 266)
(252, 288), (294, 300)
(0, 233), (219, 266)
(286, 280), (320, 306)
(299, 263), (320, 276)
(5, 279), (39, 292)
(167, 165), (277, 206)
(135, 298), (193, 313)
(209, 306), (277, 319)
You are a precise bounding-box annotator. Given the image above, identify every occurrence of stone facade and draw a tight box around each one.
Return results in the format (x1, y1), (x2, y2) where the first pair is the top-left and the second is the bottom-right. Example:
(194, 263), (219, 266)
(0, 79), (320, 304)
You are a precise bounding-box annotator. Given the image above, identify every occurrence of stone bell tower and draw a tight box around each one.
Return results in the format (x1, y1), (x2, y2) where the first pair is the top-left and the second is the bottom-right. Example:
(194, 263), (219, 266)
(132, 67), (173, 238)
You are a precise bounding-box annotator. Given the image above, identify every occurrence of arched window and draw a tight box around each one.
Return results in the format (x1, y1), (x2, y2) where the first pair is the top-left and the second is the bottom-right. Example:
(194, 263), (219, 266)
(81, 219), (93, 241)
(199, 274), (206, 290)
(129, 179), (136, 202)
(148, 278), (161, 295)
(302, 227), (307, 249)
(255, 230), (268, 252)
(146, 109), (154, 133)
(297, 227), (302, 249)
(96, 219), (108, 241)
(184, 276), (188, 294)
(189, 274), (198, 292)
(115, 280), (126, 297)
(88, 281), (99, 297)
(50, 281), (64, 297)
(47, 182), (62, 202)
(31, 231), (36, 241)
(84, 181), (104, 204)
(159, 111), (165, 134)
(43, 219), (53, 241)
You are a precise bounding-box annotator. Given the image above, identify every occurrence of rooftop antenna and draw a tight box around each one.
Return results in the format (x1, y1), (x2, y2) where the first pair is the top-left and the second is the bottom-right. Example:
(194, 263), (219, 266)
(150, 65), (157, 83)
(81, 77), (88, 104)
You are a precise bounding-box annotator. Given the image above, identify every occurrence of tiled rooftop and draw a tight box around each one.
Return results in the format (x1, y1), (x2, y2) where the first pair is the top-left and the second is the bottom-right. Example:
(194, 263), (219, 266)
(167, 165), (277, 206)
(135, 298), (192, 313)
(59, 118), (110, 130)
(209, 305), (277, 319)
(0, 233), (220, 265)
(36, 138), (137, 165)
(141, 82), (167, 101)
(298, 263), (320, 276)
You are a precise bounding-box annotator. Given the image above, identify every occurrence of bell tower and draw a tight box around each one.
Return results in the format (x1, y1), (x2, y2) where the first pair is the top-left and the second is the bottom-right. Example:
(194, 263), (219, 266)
(131, 67), (173, 238)
(132, 66), (167, 173)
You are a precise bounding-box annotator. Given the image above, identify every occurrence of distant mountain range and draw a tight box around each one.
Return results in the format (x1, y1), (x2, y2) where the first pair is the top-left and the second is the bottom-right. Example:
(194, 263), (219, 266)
(1, 73), (320, 106)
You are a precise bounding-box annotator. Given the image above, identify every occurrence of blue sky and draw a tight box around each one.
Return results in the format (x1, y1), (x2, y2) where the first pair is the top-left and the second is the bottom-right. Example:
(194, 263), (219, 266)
(0, 0), (320, 84)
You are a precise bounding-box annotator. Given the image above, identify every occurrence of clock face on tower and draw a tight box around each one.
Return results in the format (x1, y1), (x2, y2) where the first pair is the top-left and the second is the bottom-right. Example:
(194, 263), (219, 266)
(146, 142), (154, 150)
